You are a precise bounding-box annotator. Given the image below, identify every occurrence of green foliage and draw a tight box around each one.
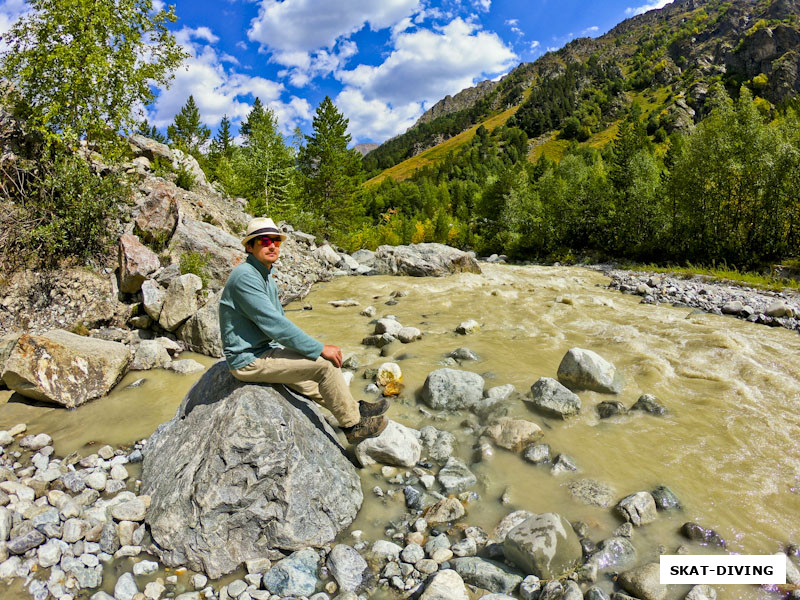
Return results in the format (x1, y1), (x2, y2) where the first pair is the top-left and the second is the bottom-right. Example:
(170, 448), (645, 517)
(298, 97), (365, 238)
(0, 145), (128, 270)
(174, 164), (195, 191)
(179, 251), (209, 288)
(167, 95), (210, 155)
(136, 119), (167, 143)
(0, 0), (186, 150)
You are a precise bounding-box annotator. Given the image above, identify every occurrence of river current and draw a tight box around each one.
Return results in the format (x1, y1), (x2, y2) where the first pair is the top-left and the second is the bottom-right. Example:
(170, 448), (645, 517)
(2, 263), (799, 599)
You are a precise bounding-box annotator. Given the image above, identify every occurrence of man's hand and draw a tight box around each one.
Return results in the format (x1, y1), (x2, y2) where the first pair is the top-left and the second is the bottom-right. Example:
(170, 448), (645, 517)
(321, 344), (343, 368)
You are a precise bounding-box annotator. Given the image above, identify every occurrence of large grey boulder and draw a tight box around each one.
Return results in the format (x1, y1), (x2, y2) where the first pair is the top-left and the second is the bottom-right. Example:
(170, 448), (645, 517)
(141, 362), (362, 578)
(556, 348), (624, 394)
(1, 330), (131, 407)
(449, 557), (522, 594)
(133, 181), (179, 246)
(158, 273), (202, 332)
(616, 492), (658, 526)
(503, 513), (583, 579)
(130, 340), (171, 371)
(118, 233), (160, 294)
(141, 279), (166, 321)
(0, 334), (19, 390)
(167, 216), (244, 291)
(421, 368), (485, 410)
(373, 244), (482, 277)
(177, 291), (223, 358)
(527, 377), (581, 418)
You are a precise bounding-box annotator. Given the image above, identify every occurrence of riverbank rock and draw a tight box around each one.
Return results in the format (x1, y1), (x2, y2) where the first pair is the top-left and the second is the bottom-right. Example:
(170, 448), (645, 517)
(449, 557), (522, 594)
(588, 536), (637, 571)
(158, 273), (202, 332)
(327, 544), (367, 593)
(527, 378), (581, 418)
(619, 562), (669, 600)
(503, 513), (582, 579)
(421, 369), (485, 410)
(141, 362), (362, 578)
(355, 420), (421, 468)
(262, 548), (320, 596)
(1, 330), (131, 407)
(373, 244), (481, 277)
(616, 492), (658, 526)
(557, 348), (624, 394)
(118, 233), (160, 294)
(177, 291), (223, 357)
(420, 569), (470, 600)
(485, 418), (543, 451)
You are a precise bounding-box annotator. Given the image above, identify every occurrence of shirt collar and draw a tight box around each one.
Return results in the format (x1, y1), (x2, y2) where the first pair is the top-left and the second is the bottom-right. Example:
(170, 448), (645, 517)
(246, 253), (272, 279)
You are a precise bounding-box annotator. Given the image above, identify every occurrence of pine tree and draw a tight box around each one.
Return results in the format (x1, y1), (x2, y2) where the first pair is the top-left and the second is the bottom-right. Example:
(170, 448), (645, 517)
(239, 98), (264, 138)
(136, 119), (166, 143)
(209, 115), (234, 158)
(167, 95), (210, 155)
(297, 96), (364, 235)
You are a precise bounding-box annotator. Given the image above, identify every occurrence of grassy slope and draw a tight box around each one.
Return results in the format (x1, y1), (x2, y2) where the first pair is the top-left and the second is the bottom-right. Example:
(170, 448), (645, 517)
(365, 105), (520, 187)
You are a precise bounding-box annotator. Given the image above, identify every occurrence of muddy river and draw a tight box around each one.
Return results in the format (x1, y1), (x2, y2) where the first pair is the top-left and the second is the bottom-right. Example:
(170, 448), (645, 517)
(2, 263), (799, 599)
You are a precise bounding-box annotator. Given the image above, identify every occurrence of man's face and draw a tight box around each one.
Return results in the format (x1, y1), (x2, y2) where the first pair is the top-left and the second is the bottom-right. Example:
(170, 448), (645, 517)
(251, 235), (282, 268)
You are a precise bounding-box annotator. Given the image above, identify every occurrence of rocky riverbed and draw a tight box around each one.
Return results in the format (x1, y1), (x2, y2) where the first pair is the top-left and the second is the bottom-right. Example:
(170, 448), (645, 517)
(604, 269), (800, 332)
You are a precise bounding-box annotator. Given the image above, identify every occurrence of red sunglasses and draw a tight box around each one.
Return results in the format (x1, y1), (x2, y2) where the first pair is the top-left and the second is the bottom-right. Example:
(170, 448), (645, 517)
(256, 236), (282, 247)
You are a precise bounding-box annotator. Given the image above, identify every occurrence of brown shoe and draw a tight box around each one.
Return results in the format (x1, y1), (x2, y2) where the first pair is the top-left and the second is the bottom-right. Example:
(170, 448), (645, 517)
(343, 415), (388, 445)
(359, 398), (390, 418)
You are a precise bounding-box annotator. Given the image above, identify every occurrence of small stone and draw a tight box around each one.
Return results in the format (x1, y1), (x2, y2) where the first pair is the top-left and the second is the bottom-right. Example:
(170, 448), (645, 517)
(110, 465), (129, 481)
(133, 560), (159, 575)
(597, 401), (627, 418)
(97, 446), (115, 460)
(631, 394), (667, 416)
(192, 574), (208, 589)
(550, 454), (577, 475)
(431, 547), (454, 563)
(455, 320), (480, 334)
(115, 572), (139, 600)
(651, 485), (681, 510)
(85, 472), (107, 491)
(144, 581), (166, 600)
(523, 443), (551, 464)
(228, 580), (247, 597)
(425, 497), (465, 525)
(401, 543), (425, 564)
(616, 492), (658, 526)
(111, 499), (147, 522)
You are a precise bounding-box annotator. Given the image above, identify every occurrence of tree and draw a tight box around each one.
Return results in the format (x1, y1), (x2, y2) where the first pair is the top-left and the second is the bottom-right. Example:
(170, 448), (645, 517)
(0, 0), (186, 150)
(210, 115), (234, 159)
(297, 97), (364, 235)
(167, 95), (211, 155)
(136, 119), (167, 143)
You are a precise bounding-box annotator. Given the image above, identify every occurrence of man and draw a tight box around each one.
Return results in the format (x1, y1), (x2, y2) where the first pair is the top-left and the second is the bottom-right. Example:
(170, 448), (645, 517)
(219, 217), (388, 444)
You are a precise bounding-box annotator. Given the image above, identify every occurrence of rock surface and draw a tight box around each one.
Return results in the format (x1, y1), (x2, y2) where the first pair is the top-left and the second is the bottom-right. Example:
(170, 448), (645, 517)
(556, 348), (624, 394)
(372, 244), (481, 277)
(421, 368), (485, 410)
(141, 362), (362, 578)
(2, 330), (131, 407)
(503, 513), (583, 579)
(527, 377), (581, 418)
(355, 420), (421, 468)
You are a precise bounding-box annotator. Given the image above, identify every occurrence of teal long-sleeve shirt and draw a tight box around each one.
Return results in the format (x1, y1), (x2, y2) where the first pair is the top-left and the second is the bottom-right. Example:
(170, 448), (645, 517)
(219, 254), (324, 369)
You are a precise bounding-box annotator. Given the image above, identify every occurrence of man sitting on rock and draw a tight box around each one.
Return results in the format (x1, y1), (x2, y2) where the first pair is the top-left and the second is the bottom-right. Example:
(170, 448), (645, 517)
(219, 217), (388, 444)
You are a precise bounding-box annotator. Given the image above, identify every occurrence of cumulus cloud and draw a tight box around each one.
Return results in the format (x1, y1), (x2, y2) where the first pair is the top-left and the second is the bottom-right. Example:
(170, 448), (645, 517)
(475, 0), (491, 12)
(625, 0), (674, 16)
(335, 88), (421, 143)
(530, 40), (541, 52)
(582, 26), (599, 35)
(148, 27), (311, 135)
(506, 18), (522, 36)
(248, 0), (421, 54)
(337, 18), (516, 107)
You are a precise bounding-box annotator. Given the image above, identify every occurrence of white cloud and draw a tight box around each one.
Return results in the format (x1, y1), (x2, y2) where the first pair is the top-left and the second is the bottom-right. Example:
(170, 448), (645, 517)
(475, 0), (491, 12)
(625, 0), (674, 16)
(530, 40), (541, 51)
(248, 0), (421, 54)
(582, 26), (599, 35)
(337, 18), (516, 107)
(149, 27), (311, 135)
(152, 0), (165, 11)
(0, 0), (30, 51)
(506, 18), (522, 36)
(335, 88), (421, 143)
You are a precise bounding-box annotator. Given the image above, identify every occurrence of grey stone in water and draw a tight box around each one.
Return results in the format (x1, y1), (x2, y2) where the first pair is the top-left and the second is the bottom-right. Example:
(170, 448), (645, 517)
(519, 575), (541, 600)
(262, 548), (320, 597)
(556, 348), (624, 394)
(404, 486), (424, 510)
(327, 544), (367, 593)
(615, 492), (658, 526)
(437, 457), (477, 494)
(168, 359), (206, 375)
(685, 585), (717, 600)
(618, 562), (668, 600)
(401, 543), (425, 564)
(100, 521), (120, 555)
(421, 368), (485, 410)
(115, 572), (139, 600)
(131, 340), (172, 371)
(227, 579), (248, 597)
(419, 569), (469, 600)
(523, 444), (551, 464)
(527, 378), (581, 418)
(651, 485), (681, 510)
(448, 347), (479, 361)
(373, 243), (481, 277)
(721, 300), (744, 315)
(455, 320), (480, 334)
(371, 540), (403, 562)
(451, 538), (477, 557)
(538, 580), (563, 600)
(8, 529), (46, 554)
(585, 586), (611, 600)
(631, 394), (667, 415)
(550, 454), (577, 474)
(614, 522), (634, 538)
(562, 581), (583, 600)
(355, 420), (422, 468)
(597, 401), (627, 418)
(588, 536), (637, 571)
(566, 479), (615, 507)
(141, 362), (362, 579)
(419, 426), (456, 463)
(449, 557), (523, 594)
(680, 522), (725, 547)
(503, 513), (583, 579)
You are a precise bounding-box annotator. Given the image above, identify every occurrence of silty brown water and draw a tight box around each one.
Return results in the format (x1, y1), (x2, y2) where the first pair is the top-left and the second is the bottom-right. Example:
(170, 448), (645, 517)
(2, 263), (799, 599)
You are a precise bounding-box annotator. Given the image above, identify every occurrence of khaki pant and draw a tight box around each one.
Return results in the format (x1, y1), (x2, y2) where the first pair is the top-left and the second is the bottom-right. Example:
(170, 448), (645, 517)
(231, 348), (360, 428)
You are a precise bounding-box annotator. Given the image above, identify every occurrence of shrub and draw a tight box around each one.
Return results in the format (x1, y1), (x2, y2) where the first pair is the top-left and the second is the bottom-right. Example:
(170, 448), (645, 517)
(175, 163), (195, 190)
(179, 251), (209, 288)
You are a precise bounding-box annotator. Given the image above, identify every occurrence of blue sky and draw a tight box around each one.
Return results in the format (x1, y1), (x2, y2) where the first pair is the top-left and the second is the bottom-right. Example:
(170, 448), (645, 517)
(0, 0), (674, 144)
